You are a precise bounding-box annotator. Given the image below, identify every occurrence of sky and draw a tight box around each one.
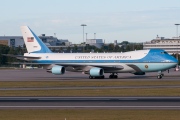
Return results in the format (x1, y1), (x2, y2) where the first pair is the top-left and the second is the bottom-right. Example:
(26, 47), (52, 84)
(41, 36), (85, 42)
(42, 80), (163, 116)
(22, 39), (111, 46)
(0, 0), (180, 44)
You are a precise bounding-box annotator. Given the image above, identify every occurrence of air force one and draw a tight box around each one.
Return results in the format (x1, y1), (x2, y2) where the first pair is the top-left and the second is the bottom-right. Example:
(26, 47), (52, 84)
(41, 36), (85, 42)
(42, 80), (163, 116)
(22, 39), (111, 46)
(5, 26), (178, 79)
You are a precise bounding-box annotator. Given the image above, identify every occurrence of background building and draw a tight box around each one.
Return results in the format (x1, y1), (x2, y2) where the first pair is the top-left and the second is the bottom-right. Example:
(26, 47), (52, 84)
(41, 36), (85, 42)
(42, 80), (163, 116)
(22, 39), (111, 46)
(143, 36), (180, 55)
(86, 39), (104, 48)
(0, 35), (71, 48)
(0, 36), (24, 47)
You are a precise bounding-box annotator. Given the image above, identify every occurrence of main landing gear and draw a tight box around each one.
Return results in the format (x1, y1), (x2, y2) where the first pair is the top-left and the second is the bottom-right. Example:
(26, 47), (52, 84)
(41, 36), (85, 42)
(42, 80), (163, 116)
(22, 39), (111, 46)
(157, 71), (164, 79)
(109, 73), (118, 79)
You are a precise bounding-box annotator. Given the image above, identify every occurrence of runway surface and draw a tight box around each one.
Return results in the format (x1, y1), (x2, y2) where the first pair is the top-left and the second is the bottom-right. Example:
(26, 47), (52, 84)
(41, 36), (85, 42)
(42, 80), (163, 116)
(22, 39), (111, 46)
(1, 85), (180, 90)
(0, 68), (179, 81)
(1, 97), (180, 109)
(0, 68), (180, 110)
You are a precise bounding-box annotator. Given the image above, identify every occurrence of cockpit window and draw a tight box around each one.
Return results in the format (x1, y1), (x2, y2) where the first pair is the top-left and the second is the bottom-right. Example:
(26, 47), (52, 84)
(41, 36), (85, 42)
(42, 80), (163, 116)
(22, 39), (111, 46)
(161, 51), (168, 54)
(164, 52), (168, 54)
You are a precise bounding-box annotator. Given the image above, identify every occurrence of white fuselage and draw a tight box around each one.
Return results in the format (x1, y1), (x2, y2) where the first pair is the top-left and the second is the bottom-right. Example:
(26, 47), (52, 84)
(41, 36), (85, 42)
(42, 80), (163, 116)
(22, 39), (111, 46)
(24, 49), (176, 73)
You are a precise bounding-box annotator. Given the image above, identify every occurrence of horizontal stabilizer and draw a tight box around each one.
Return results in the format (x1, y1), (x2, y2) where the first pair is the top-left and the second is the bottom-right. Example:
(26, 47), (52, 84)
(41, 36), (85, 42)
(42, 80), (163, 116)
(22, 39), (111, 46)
(2, 54), (41, 59)
(7, 62), (42, 65)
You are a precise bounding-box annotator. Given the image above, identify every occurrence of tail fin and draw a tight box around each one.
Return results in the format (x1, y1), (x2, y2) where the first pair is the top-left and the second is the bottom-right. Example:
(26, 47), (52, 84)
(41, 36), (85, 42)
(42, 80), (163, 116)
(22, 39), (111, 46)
(21, 26), (52, 53)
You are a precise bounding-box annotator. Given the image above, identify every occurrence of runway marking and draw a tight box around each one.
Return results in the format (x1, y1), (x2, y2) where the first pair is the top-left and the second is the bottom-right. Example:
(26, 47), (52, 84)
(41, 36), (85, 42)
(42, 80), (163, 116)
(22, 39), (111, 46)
(1, 106), (180, 108)
(1, 85), (180, 91)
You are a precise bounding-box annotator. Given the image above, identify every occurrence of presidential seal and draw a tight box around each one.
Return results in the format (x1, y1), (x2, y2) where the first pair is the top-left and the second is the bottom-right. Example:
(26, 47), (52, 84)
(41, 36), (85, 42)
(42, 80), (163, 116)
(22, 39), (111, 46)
(145, 65), (148, 69)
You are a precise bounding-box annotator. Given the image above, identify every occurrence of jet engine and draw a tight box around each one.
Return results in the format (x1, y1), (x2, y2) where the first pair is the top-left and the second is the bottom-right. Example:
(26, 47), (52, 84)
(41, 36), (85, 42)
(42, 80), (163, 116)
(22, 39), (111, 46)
(89, 67), (104, 77)
(47, 66), (65, 75)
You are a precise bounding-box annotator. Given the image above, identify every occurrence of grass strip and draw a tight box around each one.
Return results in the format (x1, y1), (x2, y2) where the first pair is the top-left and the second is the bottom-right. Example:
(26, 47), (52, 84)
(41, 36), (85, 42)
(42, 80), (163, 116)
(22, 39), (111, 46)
(0, 109), (180, 120)
(1, 88), (180, 96)
(1, 81), (180, 88)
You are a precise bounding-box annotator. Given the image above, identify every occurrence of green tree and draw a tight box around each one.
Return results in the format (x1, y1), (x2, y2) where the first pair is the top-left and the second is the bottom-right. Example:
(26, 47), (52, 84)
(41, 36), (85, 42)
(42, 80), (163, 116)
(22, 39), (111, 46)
(22, 44), (27, 53)
(7, 47), (18, 63)
(0, 45), (10, 66)
(108, 44), (115, 52)
(74, 45), (78, 52)
(16, 46), (24, 55)
(114, 45), (120, 52)
(120, 41), (129, 45)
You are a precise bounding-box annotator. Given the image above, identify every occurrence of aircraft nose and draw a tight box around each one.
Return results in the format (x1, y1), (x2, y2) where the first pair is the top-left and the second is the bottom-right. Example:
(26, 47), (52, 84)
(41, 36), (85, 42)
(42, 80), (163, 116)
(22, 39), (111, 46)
(173, 57), (178, 63)
(171, 57), (178, 66)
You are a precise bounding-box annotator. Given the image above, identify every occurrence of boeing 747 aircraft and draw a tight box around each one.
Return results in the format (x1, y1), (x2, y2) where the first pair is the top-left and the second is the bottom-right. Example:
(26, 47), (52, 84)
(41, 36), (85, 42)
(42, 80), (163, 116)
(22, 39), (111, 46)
(5, 26), (178, 79)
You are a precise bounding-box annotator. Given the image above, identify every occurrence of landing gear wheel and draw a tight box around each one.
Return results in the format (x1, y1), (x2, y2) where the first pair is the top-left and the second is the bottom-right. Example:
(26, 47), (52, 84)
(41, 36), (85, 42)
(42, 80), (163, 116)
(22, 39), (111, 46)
(157, 75), (162, 79)
(89, 76), (93, 79)
(101, 75), (105, 79)
(109, 74), (118, 79)
(109, 75), (112, 78)
(157, 71), (164, 79)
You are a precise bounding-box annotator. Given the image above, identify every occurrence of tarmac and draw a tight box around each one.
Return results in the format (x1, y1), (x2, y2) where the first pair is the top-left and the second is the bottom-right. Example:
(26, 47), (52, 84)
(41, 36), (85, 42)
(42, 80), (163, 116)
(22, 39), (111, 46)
(1, 97), (180, 109)
(0, 68), (179, 81)
(0, 68), (180, 109)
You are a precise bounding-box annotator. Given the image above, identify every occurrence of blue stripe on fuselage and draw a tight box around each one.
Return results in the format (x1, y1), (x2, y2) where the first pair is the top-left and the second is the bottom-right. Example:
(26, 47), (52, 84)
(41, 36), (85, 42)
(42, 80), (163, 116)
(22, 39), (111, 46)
(30, 49), (178, 64)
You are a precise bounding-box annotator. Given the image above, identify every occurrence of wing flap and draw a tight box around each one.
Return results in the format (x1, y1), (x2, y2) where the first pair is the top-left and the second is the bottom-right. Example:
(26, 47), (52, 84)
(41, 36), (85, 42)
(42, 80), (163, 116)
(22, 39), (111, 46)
(96, 65), (124, 70)
(65, 65), (124, 72)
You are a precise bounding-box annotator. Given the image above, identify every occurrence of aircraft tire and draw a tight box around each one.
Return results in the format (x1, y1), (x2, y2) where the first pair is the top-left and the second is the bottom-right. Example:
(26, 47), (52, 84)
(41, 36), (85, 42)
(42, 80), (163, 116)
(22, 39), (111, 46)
(109, 75), (118, 79)
(157, 75), (162, 79)
(109, 75), (112, 79)
(89, 76), (93, 79)
(101, 75), (105, 79)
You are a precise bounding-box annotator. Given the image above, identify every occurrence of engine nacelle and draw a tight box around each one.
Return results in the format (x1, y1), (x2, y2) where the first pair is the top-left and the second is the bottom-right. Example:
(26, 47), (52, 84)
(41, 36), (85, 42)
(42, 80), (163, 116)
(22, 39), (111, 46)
(90, 67), (104, 77)
(134, 72), (145, 75)
(51, 66), (65, 75)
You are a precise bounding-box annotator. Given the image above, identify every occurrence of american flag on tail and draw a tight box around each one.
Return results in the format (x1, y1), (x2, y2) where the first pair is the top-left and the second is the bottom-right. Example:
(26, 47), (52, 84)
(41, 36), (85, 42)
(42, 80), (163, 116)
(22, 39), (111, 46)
(27, 37), (34, 42)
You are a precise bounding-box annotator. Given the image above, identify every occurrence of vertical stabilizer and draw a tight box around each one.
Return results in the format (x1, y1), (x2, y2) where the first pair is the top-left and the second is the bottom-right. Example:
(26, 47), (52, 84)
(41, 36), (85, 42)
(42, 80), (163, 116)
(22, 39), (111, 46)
(21, 26), (52, 53)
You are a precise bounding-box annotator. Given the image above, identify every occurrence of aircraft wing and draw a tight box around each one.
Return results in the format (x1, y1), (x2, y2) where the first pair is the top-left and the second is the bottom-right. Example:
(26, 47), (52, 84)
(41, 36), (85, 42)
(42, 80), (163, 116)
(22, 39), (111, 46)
(5, 61), (124, 72)
(62, 64), (124, 72)
(95, 65), (124, 70)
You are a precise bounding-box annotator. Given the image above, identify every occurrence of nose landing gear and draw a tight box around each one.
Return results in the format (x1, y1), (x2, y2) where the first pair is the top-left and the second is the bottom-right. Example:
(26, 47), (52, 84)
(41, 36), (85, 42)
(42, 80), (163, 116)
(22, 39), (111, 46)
(157, 71), (164, 79)
(157, 74), (163, 79)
